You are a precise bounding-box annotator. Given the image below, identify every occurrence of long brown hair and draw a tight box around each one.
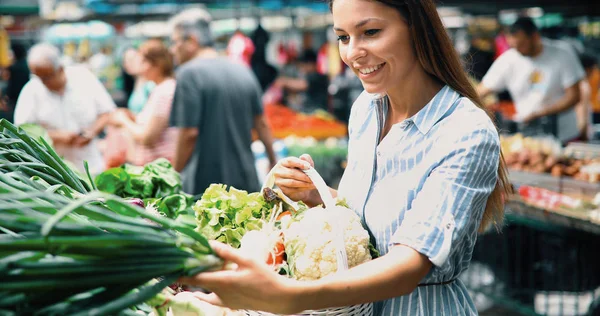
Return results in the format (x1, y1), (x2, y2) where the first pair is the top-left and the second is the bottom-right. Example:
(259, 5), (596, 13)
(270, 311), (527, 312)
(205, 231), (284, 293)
(139, 39), (174, 77)
(330, 0), (512, 232)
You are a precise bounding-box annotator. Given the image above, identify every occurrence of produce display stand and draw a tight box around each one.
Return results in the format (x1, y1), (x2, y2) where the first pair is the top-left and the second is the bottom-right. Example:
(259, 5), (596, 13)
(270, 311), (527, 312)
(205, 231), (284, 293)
(463, 167), (600, 316)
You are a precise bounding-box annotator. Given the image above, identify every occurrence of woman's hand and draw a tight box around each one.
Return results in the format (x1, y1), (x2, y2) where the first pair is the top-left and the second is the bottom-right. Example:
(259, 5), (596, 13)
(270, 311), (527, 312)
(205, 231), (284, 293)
(273, 154), (320, 205)
(179, 241), (304, 315)
(110, 109), (135, 127)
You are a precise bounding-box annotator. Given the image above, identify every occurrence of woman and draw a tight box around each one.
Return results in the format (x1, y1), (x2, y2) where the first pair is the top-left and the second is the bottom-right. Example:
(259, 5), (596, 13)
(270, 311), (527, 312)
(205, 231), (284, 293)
(122, 46), (155, 113)
(110, 39), (177, 166)
(180, 1), (510, 315)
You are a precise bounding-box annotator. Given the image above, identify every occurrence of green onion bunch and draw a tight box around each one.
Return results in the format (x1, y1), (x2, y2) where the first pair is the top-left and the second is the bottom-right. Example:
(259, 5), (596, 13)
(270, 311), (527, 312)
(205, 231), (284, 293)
(0, 119), (91, 194)
(0, 121), (221, 315)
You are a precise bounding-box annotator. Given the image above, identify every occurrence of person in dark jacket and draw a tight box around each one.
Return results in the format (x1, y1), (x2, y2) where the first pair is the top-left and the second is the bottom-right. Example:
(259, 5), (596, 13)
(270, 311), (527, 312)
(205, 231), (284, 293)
(1, 42), (29, 122)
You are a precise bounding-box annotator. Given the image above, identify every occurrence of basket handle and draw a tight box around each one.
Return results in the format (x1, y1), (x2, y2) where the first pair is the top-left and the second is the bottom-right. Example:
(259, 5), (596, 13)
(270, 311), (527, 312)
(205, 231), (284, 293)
(302, 167), (348, 271)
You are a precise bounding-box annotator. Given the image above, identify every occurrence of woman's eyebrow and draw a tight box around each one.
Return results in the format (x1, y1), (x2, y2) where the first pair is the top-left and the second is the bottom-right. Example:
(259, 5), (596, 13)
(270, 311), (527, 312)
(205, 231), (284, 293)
(333, 17), (384, 32)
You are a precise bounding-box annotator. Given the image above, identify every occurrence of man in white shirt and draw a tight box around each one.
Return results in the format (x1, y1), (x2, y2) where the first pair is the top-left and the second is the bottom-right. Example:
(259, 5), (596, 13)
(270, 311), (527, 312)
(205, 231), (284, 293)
(14, 43), (115, 174)
(477, 17), (585, 143)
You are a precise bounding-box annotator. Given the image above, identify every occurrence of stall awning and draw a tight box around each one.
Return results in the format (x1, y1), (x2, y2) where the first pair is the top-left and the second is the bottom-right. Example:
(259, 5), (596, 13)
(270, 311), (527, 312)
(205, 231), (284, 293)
(439, 0), (600, 17)
(0, 0), (38, 15)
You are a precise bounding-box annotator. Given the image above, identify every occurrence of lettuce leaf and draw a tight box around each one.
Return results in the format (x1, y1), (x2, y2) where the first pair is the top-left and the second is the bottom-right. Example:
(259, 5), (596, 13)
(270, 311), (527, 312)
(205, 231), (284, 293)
(192, 184), (274, 248)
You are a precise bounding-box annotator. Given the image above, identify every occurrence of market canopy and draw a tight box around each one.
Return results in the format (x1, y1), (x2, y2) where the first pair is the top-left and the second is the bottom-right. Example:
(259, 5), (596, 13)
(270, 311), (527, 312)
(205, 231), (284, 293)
(84, 0), (329, 15)
(43, 20), (115, 44)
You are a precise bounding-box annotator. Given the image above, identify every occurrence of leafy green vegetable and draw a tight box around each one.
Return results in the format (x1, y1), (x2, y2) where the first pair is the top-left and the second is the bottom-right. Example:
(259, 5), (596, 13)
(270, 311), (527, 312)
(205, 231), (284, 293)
(95, 158), (182, 200)
(94, 159), (191, 220)
(193, 184), (275, 248)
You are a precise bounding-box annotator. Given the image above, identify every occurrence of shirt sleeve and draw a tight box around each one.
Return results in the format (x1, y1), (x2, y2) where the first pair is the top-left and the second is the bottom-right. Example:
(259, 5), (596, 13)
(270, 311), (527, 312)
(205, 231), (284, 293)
(150, 81), (176, 118)
(82, 67), (116, 115)
(390, 126), (500, 267)
(13, 81), (37, 125)
(170, 70), (202, 128)
(481, 53), (511, 92)
(558, 48), (585, 89)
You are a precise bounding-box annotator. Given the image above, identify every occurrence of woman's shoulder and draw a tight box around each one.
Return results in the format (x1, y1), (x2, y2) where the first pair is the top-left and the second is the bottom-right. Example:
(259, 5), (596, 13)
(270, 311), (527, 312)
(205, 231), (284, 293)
(441, 94), (499, 142)
(152, 79), (176, 95)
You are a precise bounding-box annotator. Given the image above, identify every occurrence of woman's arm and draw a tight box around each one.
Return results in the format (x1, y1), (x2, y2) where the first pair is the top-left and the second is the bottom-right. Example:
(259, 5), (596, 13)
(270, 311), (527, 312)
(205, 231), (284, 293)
(181, 242), (431, 315)
(296, 245), (431, 311)
(118, 112), (168, 147)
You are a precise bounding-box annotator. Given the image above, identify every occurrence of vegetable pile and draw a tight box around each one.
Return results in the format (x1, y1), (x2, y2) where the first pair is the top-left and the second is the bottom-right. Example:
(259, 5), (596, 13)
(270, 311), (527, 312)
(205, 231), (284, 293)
(0, 120), (92, 195)
(95, 159), (194, 220)
(194, 183), (376, 281)
(0, 119), (222, 315)
(192, 184), (276, 249)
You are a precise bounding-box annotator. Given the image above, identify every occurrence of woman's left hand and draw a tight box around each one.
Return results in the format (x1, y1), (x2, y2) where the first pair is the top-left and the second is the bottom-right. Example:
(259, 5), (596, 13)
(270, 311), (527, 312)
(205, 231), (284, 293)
(179, 241), (304, 315)
(110, 109), (134, 127)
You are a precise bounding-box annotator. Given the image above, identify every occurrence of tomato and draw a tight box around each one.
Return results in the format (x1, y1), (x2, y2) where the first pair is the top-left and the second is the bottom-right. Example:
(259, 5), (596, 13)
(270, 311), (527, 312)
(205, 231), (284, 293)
(276, 211), (291, 221)
(266, 240), (285, 265)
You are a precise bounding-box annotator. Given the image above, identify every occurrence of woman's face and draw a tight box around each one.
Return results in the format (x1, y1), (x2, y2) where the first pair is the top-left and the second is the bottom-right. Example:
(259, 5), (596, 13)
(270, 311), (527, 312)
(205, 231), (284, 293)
(332, 0), (417, 95)
(123, 49), (142, 76)
(139, 55), (153, 80)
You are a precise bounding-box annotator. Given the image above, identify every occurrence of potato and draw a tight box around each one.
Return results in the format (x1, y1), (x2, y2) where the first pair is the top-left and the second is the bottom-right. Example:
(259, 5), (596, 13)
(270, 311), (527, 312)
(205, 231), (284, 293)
(544, 156), (558, 169)
(532, 163), (546, 173)
(551, 165), (564, 177)
(504, 152), (518, 165)
(517, 150), (531, 164)
(564, 165), (579, 176)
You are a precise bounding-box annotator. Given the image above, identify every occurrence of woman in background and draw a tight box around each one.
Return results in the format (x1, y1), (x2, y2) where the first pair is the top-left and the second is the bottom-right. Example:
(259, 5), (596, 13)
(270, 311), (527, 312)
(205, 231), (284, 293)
(122, 46), (155, 113)
(110, 39), (177, 166)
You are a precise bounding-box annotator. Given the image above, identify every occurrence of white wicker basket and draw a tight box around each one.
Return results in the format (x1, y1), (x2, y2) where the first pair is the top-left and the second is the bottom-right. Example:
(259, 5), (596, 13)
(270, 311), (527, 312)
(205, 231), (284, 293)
(244, 303), (373, 316)
(245, 165), (374, 316)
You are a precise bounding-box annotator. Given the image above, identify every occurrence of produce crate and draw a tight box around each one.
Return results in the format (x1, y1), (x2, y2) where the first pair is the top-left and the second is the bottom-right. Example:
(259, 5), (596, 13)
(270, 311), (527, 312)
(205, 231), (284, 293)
(462, 201), (600, 316)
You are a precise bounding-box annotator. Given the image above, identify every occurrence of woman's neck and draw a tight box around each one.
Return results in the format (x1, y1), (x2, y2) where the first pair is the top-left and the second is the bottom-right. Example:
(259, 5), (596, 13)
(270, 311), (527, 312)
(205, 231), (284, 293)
(385, 65), (443, 124)
(151, 75), (169, 85)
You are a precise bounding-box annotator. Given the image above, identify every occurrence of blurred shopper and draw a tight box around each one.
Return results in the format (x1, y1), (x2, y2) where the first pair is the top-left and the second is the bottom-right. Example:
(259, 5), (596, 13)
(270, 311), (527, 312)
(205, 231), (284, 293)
(478, 17), (585, 143)
(109, 39), (177, 166)
(168, 8), (277, 196)
(250, 24), (278, 92)
(275, 49), (329, 113)
(576, 54), (599, 140)
(1, 42), (29, 122)
(14, 43), (115, 174)
(122, 46), (155, 114)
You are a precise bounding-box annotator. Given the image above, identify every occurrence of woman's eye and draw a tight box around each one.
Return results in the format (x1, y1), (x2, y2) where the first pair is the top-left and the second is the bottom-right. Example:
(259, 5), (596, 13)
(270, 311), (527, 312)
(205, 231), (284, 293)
(337, 35), (350, 43)
(365, 29), (381, 36)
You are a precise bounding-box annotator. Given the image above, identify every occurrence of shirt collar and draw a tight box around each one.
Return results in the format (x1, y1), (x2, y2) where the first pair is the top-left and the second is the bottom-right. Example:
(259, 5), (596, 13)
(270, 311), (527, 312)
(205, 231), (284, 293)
(409, 85), (460, 135)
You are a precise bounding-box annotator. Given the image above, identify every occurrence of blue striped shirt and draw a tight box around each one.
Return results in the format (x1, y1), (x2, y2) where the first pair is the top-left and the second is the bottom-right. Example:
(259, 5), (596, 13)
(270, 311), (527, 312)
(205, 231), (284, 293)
(337, 85), (500, 315)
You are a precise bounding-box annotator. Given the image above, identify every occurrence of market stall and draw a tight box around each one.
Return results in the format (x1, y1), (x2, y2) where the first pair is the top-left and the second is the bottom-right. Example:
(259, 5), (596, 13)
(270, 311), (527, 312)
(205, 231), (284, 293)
(462, 134), (600, 316)
(0, 119), (376, 316)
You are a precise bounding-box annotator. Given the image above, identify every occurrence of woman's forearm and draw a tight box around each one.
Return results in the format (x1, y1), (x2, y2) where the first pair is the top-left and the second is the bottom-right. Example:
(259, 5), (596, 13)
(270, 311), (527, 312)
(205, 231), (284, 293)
(291, 245), (431, 312)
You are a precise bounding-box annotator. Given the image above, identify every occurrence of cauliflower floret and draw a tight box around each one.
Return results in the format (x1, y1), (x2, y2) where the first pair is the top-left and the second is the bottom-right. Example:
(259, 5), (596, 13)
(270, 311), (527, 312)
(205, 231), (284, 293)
(283, 205), (372, 281)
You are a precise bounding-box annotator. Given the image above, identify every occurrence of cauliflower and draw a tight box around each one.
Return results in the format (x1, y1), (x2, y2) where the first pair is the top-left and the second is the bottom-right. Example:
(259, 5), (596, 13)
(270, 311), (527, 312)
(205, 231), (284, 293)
(283, 205), (372, 281)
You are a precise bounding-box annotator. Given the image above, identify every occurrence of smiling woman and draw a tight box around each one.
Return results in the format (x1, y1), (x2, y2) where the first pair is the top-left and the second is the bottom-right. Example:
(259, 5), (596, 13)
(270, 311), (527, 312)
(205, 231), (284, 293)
(179, 1), (511, 315)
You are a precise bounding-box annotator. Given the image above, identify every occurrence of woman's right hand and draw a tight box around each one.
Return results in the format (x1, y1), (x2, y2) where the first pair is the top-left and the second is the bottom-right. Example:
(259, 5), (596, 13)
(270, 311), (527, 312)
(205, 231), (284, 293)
(273, 154), (319, 205)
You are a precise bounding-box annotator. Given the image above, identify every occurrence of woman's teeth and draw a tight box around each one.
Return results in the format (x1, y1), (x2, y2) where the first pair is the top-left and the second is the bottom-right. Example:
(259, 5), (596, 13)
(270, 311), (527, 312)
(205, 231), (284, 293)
(359, 63), (384, 75)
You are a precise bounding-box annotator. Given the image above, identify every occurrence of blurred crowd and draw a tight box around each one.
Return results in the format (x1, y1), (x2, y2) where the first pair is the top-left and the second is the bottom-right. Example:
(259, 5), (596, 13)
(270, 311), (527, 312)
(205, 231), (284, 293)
(0, 9), (599, 197)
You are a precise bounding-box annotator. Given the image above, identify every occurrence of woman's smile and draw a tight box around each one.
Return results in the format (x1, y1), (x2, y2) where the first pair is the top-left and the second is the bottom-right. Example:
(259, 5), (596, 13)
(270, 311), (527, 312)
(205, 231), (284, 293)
(356, 62), (387, 79)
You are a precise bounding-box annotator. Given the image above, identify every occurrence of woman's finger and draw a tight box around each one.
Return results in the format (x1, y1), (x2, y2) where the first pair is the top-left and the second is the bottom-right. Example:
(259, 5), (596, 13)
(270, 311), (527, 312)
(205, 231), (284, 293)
(193, 291), (224, 307)
(299, 154), (314, 168)
(275, 178), (315, 191)
(279, 156), (312, 170)
(273, 168), (312, 186)
(179, 269), (235, 288)
(209, 241), (252, 267)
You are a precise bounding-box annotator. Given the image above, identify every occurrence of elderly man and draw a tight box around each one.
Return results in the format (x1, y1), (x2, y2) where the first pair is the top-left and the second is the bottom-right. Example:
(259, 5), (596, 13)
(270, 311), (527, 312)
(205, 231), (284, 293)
(14, 43), (115, 174)
(168, 8), (277, 196)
